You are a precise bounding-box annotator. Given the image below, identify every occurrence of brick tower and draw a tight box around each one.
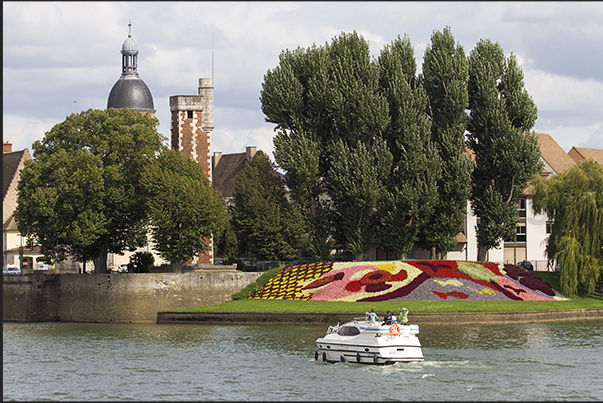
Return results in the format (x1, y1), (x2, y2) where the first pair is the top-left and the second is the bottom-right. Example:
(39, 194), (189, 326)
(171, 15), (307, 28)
(170, 78), (215, 264)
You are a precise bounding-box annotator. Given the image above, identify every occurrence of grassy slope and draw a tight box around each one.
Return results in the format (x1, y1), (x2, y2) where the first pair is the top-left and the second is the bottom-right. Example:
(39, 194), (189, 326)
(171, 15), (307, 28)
(171, 270), (603, 314)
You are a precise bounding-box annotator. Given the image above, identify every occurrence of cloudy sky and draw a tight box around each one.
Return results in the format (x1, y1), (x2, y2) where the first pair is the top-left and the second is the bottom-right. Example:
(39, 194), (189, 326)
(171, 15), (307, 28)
(4, 1), (603, 160)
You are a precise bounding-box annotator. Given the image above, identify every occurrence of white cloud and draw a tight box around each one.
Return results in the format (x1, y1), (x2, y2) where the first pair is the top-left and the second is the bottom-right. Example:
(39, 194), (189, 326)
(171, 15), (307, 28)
(2, 114), (57, 152)
(4, 1), (603, 159)
(525, 68), (603, 126)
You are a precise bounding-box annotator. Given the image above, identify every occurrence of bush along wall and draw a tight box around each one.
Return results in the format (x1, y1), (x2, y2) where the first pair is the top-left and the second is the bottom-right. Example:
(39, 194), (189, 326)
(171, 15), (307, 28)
(248, 260), (567, 302)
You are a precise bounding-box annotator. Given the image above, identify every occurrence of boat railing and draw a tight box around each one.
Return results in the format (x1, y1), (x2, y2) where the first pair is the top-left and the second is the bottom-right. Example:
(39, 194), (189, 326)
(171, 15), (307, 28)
(326, 322), (341, 335)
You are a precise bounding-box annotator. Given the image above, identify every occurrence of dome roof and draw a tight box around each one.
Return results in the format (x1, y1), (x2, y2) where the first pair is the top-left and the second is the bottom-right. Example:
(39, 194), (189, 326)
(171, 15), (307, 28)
(121, 35), (138, 55)
(107, 76), (155, 113)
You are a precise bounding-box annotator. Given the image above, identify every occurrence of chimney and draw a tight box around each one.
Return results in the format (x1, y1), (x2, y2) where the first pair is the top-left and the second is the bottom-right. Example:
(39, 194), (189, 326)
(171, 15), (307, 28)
(246, 146), (257, 161)
(212, 152), (222, 170)
(3, 141), (12, 153)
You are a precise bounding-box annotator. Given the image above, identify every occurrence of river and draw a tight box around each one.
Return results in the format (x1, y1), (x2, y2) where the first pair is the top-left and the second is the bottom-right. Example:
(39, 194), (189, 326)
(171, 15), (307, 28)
(3, 320), (603, 401)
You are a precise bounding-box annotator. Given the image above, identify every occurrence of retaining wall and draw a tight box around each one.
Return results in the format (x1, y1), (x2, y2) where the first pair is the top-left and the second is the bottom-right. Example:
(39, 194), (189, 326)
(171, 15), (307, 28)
(156, 309), (603, 325)
(3, 272), (261, 323)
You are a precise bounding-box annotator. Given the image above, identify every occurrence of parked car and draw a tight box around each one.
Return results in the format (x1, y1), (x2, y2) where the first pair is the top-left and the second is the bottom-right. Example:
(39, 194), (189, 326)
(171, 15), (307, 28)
(3, 265), (21, 275)
(37, 262), (50, 270)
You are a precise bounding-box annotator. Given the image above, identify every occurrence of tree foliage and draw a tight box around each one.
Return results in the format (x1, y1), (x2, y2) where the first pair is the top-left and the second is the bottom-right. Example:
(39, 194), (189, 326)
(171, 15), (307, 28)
(467, 39), (543, 261)
(214, 213), (239, 259)
(16, 108), (164, 273)
(327, 138), (392, 257)
(127, 251), (154, 273)
(262, 30), (542, 262)
(375, 34), (441, 257)
(231, 151), (306, 261)
(417, 27), (473, 258)
(262, 31), (440, 260)
(141, 149), (228, 270)
(532, 159), (603, 295)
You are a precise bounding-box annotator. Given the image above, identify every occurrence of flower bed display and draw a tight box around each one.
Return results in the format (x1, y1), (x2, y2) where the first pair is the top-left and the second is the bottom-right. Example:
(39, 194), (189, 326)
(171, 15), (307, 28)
(248, 260), (567, 302)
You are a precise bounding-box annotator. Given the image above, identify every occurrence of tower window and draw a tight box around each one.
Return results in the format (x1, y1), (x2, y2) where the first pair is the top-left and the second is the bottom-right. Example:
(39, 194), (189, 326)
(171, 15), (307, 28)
(186, 110), (194, 119)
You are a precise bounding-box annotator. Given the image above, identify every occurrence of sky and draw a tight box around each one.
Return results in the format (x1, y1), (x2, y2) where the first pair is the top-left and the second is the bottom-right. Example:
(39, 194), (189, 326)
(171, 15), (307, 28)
(3, 1), (603, 160)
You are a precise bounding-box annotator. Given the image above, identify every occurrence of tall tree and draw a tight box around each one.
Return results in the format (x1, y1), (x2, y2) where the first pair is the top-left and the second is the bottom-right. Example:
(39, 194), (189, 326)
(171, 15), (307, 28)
(214, 212), (239, 260)
(231, 151), (306, 261)
(467, 39), (543, 261)
(16, 108), (164, 273)
(327, 138), (392, 259)
(264, 44), (332, 259)
(141, 149), (228, 272)
(532, 159), (603, 295)
(417, 27), (473, 259)
(376, 35), (441, 257)
(262, 31), (390, 260)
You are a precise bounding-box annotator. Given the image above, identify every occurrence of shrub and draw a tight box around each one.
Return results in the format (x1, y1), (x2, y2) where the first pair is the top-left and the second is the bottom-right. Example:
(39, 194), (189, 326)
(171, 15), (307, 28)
(128, 251), (154, 273)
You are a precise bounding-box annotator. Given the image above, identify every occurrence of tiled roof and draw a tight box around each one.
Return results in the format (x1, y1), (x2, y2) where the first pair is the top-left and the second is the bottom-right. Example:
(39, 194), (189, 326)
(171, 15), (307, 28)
(535, 132), (575, 175)
(568, 146), (603, 165)
(212, 152), (249, 198)
(3, 150), (28, 200)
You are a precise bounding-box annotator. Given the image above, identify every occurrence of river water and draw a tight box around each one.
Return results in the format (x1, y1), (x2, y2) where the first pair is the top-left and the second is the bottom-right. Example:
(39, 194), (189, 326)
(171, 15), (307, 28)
(3, 320), (603, 401)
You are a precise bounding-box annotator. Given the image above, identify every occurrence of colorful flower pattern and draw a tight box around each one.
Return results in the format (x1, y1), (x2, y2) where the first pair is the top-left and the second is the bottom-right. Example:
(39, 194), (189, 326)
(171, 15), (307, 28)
(248, 260), (567, 302)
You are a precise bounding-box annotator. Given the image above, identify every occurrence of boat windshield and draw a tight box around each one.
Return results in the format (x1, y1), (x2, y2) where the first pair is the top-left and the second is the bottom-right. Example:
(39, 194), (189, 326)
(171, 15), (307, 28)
(337, 326), (361, 336)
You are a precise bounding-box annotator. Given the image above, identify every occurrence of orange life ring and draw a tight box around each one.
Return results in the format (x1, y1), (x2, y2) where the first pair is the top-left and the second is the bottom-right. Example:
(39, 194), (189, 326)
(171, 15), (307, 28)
(389, 323), (400, 336)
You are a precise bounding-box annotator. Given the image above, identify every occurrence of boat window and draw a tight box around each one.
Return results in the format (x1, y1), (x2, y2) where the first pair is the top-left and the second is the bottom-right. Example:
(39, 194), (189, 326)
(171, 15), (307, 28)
(337, 326), (361, 336)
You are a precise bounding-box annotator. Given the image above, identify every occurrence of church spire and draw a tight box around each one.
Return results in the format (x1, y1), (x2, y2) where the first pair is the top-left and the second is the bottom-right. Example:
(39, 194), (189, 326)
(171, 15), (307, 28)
(121, 19), (139, 75)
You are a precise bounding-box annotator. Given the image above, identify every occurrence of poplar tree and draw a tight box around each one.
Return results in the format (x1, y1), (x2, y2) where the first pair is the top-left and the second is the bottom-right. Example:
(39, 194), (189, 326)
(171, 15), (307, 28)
(327, 138), (392, 258)
(417, 27), (473, 259)
(263, 44), (332, 259)
(467, 39), (543, 261)
(532, 159), (603, 296)
(261, 31), (391, 260)
(376, 35), (440, 257)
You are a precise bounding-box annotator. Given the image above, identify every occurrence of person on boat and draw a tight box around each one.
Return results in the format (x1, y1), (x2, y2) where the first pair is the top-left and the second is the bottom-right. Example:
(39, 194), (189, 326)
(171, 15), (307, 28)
(382, 310), (392, 325)
(368, 308), (378, 323)
(390, 313), (398, 324)
(400, 307), (409, 325)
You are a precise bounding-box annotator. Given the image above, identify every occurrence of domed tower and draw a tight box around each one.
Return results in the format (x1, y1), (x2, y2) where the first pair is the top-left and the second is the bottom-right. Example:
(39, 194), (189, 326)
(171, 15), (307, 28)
(107, 21), (155, 114)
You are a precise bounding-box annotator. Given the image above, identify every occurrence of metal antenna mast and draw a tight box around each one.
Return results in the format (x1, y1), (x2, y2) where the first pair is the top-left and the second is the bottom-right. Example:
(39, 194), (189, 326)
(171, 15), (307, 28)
(212, 33), (214, 81)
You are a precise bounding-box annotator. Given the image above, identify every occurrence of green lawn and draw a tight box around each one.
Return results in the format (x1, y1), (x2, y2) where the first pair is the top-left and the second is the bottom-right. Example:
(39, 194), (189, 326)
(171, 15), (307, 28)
(168, 270), (603, 314)
(170, 295), (603, 314)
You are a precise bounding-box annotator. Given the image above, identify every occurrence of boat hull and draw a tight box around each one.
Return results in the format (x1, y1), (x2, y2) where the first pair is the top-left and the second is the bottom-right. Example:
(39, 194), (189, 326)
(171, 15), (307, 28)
(315, 321), (424, 365)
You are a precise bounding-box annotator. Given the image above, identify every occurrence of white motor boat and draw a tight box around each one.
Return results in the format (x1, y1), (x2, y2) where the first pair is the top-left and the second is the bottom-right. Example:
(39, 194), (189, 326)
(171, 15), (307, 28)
(315, 317), (424, 364)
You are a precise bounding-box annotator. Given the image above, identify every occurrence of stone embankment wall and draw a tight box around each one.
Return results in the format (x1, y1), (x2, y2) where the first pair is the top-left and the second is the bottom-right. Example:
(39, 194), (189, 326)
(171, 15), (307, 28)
(3, 272), (261, 323)
(157, 309), (603, 325)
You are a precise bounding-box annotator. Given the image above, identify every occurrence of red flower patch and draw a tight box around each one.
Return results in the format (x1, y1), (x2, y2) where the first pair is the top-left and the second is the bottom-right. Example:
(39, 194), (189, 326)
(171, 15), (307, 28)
(482, 261), (504, 276)
(433, 291), (469, 300)
(345, 280), (363, 292)
(366, 283), (392, 292)
(393, 270), (408, 282)
(413, 260), (461, 279)
(504, 264), (536, 280)
(519, 275), (555, 296)
(360, 270), (394, 285)
(359, 272), (430, 302)
(303, 272), (344, 289)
